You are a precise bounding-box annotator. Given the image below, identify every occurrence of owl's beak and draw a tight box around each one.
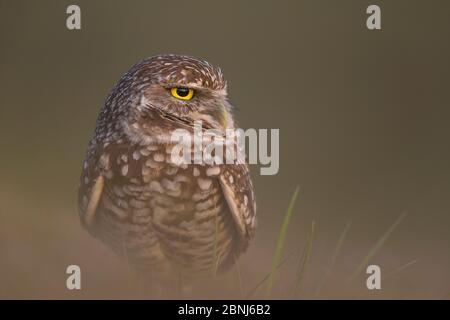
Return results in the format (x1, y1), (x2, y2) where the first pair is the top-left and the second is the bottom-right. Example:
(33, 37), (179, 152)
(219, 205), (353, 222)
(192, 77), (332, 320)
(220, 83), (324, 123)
(197, 104), (229, 131)
(218, 105), (229, 129)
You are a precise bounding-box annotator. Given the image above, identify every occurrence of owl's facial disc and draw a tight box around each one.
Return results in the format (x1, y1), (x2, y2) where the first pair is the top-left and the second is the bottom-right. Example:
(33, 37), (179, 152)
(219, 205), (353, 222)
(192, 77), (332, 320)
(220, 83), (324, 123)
(122, 54), (234, 143)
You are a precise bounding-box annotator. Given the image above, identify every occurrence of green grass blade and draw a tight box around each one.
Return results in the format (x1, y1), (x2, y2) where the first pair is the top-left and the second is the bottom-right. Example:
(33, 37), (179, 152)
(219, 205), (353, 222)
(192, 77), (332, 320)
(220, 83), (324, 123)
(330, 221), (352, 269)
(292, 220), (315, 298)
(266, 185), (300, 298)
(384, 259), (418, 280)
(349, 211), (408, 282)
(246, 252), (293, 299)
(212, 213), (220, 276)
(213, 251), (222, 277)
(234, 254), (245, 299)
(314, 220), (352, 297)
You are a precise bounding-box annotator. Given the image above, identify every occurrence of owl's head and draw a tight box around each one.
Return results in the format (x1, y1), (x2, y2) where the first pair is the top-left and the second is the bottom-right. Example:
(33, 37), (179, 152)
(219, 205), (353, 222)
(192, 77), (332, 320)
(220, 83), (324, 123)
(100, 54), (235, 145)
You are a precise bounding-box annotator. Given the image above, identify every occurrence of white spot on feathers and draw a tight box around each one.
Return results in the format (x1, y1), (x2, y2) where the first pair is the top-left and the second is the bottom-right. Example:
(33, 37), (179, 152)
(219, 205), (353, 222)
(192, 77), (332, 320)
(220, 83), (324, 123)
(197, 178), (212, 191)
(206, 167), (220, 176)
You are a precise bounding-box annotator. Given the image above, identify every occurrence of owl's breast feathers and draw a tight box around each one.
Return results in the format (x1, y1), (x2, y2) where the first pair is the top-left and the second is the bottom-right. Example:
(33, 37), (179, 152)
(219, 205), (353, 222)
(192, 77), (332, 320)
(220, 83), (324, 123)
(78, 138), (256, 275)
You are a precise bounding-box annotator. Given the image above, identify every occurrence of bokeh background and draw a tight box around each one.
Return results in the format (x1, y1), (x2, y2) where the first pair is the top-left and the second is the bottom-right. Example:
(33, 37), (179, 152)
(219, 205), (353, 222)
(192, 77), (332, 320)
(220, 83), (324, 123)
(1, 0), (449, 299)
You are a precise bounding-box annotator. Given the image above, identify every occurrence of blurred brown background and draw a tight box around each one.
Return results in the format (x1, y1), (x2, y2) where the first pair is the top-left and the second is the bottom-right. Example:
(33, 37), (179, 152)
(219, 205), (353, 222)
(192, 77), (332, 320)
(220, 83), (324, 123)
(0, 0), (449, 299)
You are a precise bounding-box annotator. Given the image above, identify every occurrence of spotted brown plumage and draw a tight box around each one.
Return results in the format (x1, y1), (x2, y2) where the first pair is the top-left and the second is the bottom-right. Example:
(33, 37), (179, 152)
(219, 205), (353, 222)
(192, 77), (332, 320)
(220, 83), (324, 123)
(78, 54), (256, 280)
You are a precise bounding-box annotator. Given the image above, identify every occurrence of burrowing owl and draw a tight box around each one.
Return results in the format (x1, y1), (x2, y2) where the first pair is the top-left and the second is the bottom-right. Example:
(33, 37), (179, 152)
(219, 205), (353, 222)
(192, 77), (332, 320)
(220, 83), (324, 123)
(78, 54), (256, 280)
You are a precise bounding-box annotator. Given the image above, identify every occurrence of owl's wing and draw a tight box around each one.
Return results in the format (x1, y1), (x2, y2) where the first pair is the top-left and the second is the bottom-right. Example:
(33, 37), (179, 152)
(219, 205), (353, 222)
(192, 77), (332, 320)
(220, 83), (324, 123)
(78, 140), (132, 231)
(81, 176), (105, 228)
(219, 164), (257, 244)
(78, 145), (106, 230)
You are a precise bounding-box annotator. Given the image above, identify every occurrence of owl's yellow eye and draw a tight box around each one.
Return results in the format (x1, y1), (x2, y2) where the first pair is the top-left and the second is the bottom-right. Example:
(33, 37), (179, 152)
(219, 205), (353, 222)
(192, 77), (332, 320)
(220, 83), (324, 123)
(170, 87), (194, 100)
